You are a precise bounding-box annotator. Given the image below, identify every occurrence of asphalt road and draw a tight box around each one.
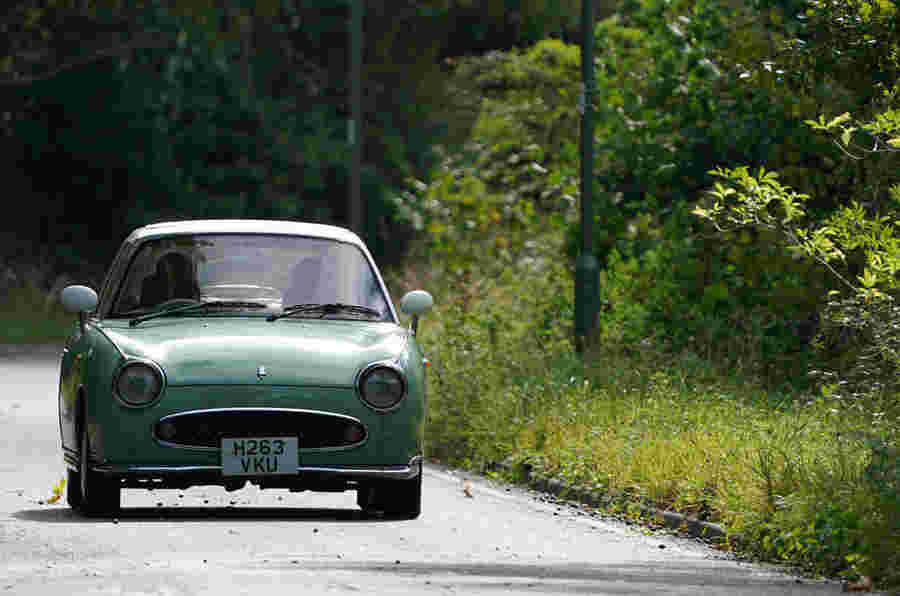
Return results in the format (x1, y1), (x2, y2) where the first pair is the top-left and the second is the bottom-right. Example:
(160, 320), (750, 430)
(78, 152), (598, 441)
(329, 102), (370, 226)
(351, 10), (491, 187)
(0, 348), (848, 595)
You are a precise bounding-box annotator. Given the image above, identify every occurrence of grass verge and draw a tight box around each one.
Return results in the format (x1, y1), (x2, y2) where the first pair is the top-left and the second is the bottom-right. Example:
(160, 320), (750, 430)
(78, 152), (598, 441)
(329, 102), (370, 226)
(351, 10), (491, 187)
(0, 284), (73, 345)
(392, 255), (900, 589)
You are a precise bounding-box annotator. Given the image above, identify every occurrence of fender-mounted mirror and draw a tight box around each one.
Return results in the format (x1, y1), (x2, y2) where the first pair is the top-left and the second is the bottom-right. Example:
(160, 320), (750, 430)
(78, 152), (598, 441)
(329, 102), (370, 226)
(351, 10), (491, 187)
(399, 290), (433, 335)
(60, 285), (98, 313)
(61, 285), (98, 334)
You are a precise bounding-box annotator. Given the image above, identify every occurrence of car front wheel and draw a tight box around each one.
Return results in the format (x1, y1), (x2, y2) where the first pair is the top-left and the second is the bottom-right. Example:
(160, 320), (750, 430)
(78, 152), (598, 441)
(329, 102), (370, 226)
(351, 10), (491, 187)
(65, 466), (82, 510)
(357, 463), (422, 519)
(74, 422), (120, 516)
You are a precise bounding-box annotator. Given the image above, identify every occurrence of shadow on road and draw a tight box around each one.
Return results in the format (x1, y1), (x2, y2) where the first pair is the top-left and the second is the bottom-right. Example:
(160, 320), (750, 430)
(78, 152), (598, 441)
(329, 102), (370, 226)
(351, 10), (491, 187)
(13, 506), (407, 524)
(266, 560), (834, 594)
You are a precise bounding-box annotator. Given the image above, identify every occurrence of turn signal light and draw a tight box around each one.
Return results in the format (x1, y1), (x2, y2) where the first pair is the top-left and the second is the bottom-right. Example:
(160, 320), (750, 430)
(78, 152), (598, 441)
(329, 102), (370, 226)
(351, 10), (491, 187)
(343, 423), (366, 444)
(157, 421), (177, 441)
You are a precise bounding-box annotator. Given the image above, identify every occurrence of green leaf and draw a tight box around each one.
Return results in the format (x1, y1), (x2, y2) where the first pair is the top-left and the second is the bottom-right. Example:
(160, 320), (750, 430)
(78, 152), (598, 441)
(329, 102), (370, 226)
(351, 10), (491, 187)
(804, 116), (827, 129)
(841, 127), (855, 146)
(826, 112), (852, 130)
(859, 269), (878, 288)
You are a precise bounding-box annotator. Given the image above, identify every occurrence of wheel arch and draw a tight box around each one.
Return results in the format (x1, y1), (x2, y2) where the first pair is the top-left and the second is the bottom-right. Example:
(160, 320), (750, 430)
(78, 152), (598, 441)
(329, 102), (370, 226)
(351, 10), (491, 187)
(73, 386), (88, 472)
(74, 386), (87, 438)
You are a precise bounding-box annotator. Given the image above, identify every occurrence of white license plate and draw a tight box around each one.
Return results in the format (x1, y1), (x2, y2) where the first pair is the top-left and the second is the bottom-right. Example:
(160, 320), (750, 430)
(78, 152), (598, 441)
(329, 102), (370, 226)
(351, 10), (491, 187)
(221, 437), (298, 476)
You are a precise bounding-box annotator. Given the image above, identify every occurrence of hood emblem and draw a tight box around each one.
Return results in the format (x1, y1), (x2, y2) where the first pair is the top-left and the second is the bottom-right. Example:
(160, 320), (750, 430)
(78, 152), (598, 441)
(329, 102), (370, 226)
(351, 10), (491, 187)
(256, 365), (267, 381)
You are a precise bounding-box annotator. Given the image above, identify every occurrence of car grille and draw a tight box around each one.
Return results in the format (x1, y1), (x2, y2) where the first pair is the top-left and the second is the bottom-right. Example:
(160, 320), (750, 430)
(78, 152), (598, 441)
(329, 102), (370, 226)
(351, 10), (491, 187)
(154, 408), (367, 450)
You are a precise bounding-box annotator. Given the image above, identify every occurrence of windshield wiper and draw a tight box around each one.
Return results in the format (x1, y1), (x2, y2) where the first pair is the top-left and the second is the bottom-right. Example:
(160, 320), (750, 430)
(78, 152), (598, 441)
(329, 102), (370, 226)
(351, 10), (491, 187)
(129, 301), (268, 327)
(266, 303), (383, 322)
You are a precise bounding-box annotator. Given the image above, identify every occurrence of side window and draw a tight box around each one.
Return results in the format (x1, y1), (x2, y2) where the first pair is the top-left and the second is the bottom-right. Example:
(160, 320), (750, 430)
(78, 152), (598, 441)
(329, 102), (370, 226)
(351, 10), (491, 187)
(363, 272), (388, 314)
(97, 243), (134, 317)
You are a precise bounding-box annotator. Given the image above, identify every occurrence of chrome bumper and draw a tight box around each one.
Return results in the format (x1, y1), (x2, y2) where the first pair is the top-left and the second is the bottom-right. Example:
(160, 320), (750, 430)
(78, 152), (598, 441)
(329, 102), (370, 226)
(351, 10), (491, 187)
(83, 455), (423, 481)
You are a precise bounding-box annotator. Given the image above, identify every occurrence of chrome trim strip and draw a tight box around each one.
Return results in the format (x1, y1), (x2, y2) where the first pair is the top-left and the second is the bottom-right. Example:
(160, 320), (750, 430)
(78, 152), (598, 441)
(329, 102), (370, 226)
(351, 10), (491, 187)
(91, 455), (424, 481)
(153, 438), (369, 454)
(157, 406), (363, 420)
(152, 407), (368, 452)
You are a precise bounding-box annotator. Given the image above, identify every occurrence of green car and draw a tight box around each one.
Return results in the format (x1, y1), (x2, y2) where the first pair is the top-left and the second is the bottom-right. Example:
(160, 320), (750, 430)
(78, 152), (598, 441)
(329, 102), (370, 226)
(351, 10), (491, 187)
(58, 220), (433, 518)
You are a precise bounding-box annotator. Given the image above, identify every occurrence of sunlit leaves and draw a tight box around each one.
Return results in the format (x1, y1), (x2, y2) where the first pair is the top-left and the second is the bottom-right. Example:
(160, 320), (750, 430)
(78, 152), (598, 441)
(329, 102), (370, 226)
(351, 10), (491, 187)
(699, 166), (810, 236)
(696, 164), (900, 301)
(805, 112), (853, 131)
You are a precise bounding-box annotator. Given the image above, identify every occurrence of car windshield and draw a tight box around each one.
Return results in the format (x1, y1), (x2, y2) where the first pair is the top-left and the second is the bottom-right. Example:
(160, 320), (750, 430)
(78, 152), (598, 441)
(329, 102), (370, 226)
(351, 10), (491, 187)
(110, 234), (391, 320)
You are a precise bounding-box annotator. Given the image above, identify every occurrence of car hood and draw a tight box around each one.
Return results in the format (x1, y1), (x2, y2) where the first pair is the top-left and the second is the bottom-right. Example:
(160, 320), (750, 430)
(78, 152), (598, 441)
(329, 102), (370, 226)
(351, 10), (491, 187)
(97, 318), (409, 387)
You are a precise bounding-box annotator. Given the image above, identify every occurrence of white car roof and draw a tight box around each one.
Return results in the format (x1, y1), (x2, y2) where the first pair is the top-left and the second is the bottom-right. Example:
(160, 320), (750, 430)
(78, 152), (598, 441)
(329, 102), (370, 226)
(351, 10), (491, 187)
(125, 220), (364, 247)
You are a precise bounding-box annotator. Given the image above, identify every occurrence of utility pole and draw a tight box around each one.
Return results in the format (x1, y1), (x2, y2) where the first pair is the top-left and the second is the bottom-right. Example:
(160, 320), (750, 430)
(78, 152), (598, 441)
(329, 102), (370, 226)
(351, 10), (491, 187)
(348, 0), (363, 236)
(575, 0), (599, 351)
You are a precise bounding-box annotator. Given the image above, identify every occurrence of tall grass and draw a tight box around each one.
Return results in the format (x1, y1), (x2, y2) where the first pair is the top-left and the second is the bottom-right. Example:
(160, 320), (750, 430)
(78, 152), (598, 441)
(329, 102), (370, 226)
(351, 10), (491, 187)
(391, 255), (900, 587)
(382, 31), (900, 586)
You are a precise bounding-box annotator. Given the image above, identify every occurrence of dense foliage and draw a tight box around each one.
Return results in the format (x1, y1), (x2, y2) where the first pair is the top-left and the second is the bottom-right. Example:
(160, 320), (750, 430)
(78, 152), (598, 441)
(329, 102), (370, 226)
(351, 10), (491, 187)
(585, 0), (900, 584)
(391, 0), (900, 587)
(0, 0), (582, 278)
(523, 0), (839, 380)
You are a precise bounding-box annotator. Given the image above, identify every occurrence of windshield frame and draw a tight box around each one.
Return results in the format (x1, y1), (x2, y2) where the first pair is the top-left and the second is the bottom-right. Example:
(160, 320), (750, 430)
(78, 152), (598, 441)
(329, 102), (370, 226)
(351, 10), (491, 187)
(99, 232), (398, 324)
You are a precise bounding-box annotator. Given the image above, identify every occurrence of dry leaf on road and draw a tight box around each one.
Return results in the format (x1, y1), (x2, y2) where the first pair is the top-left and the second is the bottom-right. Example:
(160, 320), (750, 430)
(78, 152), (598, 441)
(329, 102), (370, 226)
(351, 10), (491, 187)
(842, 576), (873, 592)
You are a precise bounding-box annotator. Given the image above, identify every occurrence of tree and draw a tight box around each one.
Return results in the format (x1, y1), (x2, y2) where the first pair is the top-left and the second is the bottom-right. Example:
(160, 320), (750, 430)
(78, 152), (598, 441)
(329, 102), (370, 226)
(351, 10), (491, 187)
(0, 0), (584, 273)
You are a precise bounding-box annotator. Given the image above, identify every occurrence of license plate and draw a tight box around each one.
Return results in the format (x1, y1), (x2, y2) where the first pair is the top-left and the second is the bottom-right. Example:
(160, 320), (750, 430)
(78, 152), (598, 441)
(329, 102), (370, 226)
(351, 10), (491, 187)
(221, 437), (298, 476)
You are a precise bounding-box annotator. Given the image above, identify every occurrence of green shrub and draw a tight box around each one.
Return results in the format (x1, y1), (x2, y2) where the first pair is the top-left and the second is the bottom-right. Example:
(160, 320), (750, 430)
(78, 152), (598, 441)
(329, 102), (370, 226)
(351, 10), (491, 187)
(392, 26), (900, 588)
(417, 260), (576, 467)
(0, 284), (73, 344)
(590, 205), (822, 388)
(564, 0), (829, 267)
(452, 38), (583, 167)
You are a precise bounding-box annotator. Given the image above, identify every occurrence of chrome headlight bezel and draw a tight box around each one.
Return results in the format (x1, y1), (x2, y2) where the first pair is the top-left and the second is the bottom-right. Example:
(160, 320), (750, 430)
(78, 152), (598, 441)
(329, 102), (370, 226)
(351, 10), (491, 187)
(355, 360), (407, 412)
(112, 358), (166, 408)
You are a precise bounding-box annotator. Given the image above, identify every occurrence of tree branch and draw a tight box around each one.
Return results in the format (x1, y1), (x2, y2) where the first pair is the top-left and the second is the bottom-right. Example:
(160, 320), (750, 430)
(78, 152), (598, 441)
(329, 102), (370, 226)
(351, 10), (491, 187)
(0, 31), (174, 86)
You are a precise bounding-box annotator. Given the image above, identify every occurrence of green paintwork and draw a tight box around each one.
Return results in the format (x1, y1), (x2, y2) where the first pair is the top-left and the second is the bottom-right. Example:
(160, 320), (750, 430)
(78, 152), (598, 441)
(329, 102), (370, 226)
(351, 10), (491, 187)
(58, 220), (429, 494)
(99, 318), (409, 386)
(60, 315), (426, 470)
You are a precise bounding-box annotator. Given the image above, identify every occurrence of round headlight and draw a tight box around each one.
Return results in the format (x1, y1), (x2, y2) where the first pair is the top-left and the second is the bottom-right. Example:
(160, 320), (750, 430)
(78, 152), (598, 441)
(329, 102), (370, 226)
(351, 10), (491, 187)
(358, 366), (405, 410)
(114, 361), (164, 406)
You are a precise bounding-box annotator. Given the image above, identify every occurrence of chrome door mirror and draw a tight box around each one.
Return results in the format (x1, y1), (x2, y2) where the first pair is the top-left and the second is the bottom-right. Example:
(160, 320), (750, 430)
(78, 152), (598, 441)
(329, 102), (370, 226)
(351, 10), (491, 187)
(60, 285), (98, 313)
(399, 290), (433, 335)
(61, 285), (98, 334)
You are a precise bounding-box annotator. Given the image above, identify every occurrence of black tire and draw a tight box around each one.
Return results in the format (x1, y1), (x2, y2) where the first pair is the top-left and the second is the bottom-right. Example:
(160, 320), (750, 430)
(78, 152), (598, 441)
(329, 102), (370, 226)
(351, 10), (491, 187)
(76, 421), (120, 517)
(66, 466), (83, 510)
(357, 463), (422, 519)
